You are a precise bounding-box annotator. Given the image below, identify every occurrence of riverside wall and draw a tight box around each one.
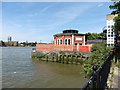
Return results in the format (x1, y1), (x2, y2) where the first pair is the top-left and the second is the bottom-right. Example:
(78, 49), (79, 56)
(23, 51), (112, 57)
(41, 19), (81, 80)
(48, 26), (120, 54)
(36, 44), (92, 52)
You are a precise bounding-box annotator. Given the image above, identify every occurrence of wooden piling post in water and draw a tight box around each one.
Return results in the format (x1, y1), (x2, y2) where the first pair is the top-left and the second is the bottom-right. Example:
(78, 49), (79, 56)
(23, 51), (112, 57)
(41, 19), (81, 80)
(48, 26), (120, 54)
(46, 56), (48, 62)
(76, 56), (78, 65)
(71, 55), (73, 64)
(66, 55), (69, 64)
(59, 55), (62, 63)
(56, 54), (58, 62)
(52, 55), (54, 62)
(62, 55), (64, 64)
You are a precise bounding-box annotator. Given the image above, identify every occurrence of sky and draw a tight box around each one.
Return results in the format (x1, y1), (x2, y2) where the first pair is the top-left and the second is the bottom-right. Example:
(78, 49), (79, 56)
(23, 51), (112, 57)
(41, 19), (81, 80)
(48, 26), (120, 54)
(1, 2), (114, 43)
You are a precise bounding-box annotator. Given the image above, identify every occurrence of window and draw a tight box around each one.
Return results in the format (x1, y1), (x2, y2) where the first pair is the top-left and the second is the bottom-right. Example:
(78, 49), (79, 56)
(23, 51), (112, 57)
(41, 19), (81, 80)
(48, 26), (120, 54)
(108, 44), (110, 46)
(64, 39), (71, 45)
(57, 39), (62, 45)
(108, 32), (110, 34)
(79, 43), (82, 45)
(74, 43), (77, 45)
(57, 39), (59, 45)
(111, 25), (114, 28)
(108, 35), (110, 37)
(108, 26), (110, 28)
(60, 39), (62, 44)
(111, 44), (114, 46)
(65, 39), (67, 45)
(68, 39), (70, 45)
(111, 32), (113, 35)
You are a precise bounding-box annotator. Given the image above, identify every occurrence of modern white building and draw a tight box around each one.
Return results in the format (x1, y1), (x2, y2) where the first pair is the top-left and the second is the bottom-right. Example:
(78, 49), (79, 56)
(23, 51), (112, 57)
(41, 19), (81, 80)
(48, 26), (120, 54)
(106, 14), (118, 46)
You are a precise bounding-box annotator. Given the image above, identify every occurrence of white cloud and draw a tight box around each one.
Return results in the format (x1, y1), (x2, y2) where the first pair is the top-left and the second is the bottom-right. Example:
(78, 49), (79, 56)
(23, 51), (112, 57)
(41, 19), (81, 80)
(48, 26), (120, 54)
(97, 3), (104, 7)
(46, 4), (95, 29)
(41, 6), (52, 13)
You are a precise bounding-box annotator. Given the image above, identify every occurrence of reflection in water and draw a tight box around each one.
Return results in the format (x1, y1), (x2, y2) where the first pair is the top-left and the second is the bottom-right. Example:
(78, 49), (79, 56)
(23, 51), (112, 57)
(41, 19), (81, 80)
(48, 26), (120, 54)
(2, 47), (87, 88)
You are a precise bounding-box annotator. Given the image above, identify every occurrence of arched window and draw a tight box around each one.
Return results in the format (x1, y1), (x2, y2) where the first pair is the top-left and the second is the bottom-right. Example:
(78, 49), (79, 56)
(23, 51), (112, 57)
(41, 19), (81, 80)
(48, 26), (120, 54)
(68, 39), (70, 45)
(60, 39), (62, 44)
(65, 39), (67, 45)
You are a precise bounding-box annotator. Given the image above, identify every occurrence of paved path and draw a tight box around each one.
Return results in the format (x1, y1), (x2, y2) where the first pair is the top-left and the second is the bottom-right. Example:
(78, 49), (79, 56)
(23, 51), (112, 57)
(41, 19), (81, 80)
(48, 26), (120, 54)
(116, 68), (120, 89)
(112, 66), (119, 88)
(108, 65), (120, 89)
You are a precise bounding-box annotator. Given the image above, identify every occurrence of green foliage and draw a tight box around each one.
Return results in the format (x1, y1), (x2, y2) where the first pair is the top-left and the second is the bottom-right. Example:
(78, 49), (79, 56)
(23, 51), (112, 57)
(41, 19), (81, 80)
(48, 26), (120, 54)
(82, 44), (113, 77)
(90, 44), (113, 61)
(109, 1), (120, 14)
(116, 63), (120, 68)
(86, 32), (104, 40)
(79, 59), (84, 65)
(109, 1), (120, 32)
(83, 67), (92, 76)
(59, 51), (65, 55)
(20, 42), (37, 46)
(114, 16), (120, 32)
(109, 2), (120, 9)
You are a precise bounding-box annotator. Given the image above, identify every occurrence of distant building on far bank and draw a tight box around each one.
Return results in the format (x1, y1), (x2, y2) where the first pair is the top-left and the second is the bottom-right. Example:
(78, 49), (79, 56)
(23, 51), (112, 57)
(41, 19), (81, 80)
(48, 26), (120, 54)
(7, 36), (18, 46)
(0, 36), (18, 46)
(0, 41), (6, 46)
(7, 41), (18, 46)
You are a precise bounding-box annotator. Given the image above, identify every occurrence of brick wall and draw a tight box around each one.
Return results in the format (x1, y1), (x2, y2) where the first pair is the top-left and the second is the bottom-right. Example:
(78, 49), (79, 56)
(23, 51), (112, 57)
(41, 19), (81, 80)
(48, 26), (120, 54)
(79, 46), (92, 52)
(36, 44), (54, 52)
(36, 44), (92, 52)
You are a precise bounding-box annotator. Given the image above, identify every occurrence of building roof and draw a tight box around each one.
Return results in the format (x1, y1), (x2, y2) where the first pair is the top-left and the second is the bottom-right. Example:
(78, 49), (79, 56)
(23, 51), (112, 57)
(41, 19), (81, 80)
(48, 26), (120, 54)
(54, 29), (85, 37)
(53, 33), (85, 37)
(63, 29), (79, 34)
(106, 14), (118, 20)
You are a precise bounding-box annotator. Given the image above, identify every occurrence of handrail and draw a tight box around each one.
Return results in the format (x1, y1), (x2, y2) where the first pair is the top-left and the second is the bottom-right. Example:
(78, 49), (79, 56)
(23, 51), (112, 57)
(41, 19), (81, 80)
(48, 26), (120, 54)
(82, 51), (114, 90)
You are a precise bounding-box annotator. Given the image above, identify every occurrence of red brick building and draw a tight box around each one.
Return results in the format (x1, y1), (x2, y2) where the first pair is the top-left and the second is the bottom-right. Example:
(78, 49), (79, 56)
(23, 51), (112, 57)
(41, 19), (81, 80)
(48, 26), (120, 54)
(36, 30), (92, 52)
(54, 30), (86, 46)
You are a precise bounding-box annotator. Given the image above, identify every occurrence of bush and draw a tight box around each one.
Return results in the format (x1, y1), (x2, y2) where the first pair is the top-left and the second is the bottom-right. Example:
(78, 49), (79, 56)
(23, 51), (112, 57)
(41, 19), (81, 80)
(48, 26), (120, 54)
(83, 44), (113, 77)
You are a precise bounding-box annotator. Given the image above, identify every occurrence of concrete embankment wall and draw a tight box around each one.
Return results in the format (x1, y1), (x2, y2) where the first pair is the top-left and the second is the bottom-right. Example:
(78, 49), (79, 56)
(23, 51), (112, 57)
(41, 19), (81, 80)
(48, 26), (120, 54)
(36, 44), (92, 52)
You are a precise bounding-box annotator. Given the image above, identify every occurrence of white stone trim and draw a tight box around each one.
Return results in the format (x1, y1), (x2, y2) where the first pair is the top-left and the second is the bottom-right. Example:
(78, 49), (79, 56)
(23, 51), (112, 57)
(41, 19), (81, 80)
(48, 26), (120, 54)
(83, 35), (85, 46)
(72, 35), (74, 45)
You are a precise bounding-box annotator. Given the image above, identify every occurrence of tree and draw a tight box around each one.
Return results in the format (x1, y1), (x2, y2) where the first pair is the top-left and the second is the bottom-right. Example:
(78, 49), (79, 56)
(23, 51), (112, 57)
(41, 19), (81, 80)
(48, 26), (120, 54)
(91, 44), (113, 61)
(86, 32), (104, 40)
(109, 1), (120, 32)
(109, 1), (120, 62)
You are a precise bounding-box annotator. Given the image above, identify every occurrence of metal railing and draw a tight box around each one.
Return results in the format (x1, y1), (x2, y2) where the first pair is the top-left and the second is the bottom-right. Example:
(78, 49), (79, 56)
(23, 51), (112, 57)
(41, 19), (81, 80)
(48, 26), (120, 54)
(82, 51), (114, 90)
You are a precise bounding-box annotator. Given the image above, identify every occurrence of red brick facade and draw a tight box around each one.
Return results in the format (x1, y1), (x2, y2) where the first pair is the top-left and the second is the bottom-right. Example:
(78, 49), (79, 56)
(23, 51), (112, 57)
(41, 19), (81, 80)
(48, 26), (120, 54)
(36, 44), (92, 52)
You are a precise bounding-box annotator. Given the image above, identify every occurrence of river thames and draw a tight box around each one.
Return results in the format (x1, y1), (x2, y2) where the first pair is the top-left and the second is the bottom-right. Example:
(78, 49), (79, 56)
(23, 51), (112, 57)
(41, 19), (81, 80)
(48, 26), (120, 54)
(2, 47), (87, 88)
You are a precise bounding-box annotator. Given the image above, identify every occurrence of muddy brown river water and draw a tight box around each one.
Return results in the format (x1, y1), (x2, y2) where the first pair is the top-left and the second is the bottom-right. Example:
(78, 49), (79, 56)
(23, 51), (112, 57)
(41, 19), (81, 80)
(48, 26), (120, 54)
(2, 47), (88, 88)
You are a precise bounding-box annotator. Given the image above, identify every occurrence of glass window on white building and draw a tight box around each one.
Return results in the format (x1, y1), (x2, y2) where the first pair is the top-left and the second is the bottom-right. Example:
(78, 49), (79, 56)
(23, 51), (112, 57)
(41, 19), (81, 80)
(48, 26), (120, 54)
(108, 25), (110, 28)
